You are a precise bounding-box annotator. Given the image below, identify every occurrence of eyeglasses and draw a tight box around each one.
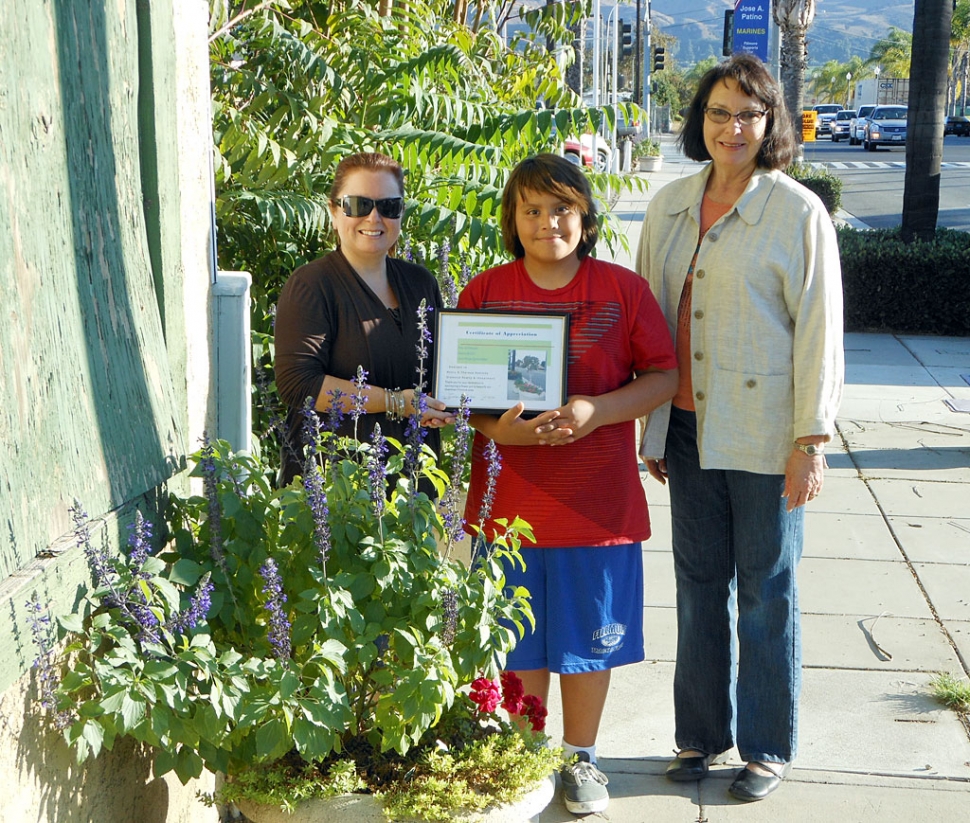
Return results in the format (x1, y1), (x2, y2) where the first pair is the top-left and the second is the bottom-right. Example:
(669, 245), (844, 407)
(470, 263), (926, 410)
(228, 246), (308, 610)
(704, 107), (768, 126)
(338, 195), (404, 219)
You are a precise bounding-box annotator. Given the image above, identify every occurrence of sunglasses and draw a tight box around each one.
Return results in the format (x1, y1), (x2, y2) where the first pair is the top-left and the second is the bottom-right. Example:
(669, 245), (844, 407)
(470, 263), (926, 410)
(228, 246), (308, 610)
(338, 195), (405, 219)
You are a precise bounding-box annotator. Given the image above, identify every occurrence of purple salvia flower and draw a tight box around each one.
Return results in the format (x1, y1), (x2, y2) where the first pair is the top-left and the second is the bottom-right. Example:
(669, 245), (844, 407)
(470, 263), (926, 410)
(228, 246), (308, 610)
(70, 501), (113, 592)
(302, 405), (332, 565)
(302, 459), (332, 568)
(414, 300), (432, 393)
(458, 254), (473, 290)
(127, 510), (153, 575)
(402, 236), (413, 262)
(199, 435), (224, 566)
(440, 588), (458, 646)
(125, 511), (162, 642)
(259, 559), (292, 661)
(441, 273), (459, 309)
(323, 389), (346, 433)
(172, 573), (213, 633)
(130, 603), (161, 644)
(438, 237), (458, 308)
(350, 366), (369, 439)
(301, 396), (323, 454)
(368, 424), (388, 518)
(478, 439), (502, 526)
(402, 391), (429, 482)
(25, 597), (75, 729)
(439, 395), (472, 550)
(254, 362), (287, 442)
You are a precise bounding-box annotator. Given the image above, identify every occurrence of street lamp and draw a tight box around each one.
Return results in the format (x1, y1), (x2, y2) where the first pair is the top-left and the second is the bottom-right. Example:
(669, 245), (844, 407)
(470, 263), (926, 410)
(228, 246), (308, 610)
(873, 66), (881, 104)
(845, 72), (852, 109)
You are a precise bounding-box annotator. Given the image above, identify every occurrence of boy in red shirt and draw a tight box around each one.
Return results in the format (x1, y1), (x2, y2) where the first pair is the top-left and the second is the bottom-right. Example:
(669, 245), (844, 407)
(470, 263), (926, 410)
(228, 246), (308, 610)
(460, 154), (677, 814)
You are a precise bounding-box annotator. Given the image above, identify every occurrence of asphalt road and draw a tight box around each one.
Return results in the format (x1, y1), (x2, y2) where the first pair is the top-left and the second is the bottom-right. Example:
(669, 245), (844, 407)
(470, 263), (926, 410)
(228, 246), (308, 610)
(799, 135), (970, 231)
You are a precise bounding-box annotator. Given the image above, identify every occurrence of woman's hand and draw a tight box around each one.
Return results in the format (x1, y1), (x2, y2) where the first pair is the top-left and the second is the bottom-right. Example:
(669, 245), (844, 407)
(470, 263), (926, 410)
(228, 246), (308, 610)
(783, 450), (826, 512)
(414, 393), (456, 428)
(644, 457), (668, 485)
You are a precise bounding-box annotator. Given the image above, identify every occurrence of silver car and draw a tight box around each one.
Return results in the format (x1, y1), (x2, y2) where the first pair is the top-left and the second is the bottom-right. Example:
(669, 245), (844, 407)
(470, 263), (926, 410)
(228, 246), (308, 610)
(831, 109), (855, 142)
(863, 105), (908, 151)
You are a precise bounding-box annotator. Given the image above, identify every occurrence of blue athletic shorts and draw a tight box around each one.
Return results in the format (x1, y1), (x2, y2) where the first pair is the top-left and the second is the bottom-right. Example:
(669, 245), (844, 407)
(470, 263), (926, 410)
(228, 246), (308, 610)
(501, 543), (645, 674)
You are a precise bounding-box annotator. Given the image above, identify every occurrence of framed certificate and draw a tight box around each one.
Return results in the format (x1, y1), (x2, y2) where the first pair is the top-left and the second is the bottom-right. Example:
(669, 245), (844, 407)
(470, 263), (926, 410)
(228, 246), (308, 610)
(432, 309), (570, 416)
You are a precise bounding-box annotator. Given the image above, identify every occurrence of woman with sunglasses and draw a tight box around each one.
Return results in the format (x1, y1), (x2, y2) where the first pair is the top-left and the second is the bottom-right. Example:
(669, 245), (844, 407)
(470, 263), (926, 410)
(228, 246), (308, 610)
(636, 54), (844, 801)
(275, 152), (454, 485)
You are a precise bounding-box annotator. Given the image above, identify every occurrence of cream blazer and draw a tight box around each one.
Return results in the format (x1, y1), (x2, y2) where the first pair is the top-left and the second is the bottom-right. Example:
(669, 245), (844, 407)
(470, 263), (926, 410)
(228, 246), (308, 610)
(637, 165), (844, 475)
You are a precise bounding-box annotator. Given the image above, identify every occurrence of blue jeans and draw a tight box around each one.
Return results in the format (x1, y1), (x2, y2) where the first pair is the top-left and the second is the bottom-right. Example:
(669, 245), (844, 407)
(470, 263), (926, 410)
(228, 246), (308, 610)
(665, 406), (803, 765)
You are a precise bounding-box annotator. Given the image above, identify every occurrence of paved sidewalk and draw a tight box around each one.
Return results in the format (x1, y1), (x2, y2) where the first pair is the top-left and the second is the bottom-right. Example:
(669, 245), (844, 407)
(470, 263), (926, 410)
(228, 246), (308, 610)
(537, 137), (970, 821)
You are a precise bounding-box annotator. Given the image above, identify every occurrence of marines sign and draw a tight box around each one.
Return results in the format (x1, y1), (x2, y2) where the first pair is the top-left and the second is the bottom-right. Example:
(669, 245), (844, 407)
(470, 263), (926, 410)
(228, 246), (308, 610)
(733, 1), (769, 63)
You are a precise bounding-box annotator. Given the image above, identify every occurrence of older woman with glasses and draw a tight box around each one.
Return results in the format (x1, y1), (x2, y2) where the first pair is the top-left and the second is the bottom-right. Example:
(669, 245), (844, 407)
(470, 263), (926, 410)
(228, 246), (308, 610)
(275, 152), (453, 486)
(636, 54), (844, 801)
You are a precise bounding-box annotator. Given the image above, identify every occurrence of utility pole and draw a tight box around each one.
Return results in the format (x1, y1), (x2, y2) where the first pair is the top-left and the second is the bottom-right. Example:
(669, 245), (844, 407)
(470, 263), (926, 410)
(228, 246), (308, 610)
(592, 0), (601, 107)
(641, 0), (651, 136)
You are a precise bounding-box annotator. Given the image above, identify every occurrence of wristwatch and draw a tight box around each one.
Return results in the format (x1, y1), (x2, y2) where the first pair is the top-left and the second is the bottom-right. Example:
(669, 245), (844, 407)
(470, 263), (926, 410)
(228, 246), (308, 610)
(793, 441), (824, 456)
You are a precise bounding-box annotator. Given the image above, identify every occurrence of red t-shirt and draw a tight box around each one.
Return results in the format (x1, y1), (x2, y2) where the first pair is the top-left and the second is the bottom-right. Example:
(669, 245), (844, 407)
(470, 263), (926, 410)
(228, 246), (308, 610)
(458, 257), (677, 547)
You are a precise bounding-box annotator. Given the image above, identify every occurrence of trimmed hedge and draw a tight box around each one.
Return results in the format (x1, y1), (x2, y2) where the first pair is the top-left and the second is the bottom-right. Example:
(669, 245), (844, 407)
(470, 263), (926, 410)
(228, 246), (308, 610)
(836, 225), (970, 336)
(786, 163), (843, 215)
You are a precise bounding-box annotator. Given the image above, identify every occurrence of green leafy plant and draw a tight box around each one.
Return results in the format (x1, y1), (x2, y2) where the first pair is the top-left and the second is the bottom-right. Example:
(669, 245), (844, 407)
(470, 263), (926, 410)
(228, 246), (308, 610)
(31, 311), (551, 817)
(630, 138), (661, 160)
(836, 225), (970, 335)
(786, 161), (843, 214)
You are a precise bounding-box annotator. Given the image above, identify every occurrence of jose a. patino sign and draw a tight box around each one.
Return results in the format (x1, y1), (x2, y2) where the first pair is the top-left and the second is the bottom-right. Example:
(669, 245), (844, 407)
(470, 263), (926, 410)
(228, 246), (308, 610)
(733, 1), (769, 63)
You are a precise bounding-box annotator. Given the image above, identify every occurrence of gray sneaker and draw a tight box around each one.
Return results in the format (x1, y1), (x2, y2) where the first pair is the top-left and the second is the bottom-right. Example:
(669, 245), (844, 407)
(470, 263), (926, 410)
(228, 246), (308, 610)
(560, 751), (609, 814)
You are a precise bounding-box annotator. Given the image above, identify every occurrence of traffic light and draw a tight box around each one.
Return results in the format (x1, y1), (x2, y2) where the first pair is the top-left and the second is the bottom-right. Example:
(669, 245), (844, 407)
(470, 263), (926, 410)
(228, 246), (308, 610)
(653, 47), (665, 72)
(722, 10), (734, 56)
(621, 22), (633, 57)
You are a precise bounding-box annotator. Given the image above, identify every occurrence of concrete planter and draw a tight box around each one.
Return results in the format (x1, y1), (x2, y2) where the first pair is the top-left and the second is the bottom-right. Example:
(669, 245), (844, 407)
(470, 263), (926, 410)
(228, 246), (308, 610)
(235, 772), (556, 823)
(636, 154), (663, 172)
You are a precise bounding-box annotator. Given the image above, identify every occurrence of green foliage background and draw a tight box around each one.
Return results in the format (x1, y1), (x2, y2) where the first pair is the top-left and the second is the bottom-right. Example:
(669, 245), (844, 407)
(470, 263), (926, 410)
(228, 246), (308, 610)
(208, 0), (640, 463)
(837, 226), (970, 336)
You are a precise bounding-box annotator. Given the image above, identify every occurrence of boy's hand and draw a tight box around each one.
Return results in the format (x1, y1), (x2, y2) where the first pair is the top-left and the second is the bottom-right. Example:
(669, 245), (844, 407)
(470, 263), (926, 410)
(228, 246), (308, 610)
(540, 395), (600, 445)
(471, 404), (565, 446)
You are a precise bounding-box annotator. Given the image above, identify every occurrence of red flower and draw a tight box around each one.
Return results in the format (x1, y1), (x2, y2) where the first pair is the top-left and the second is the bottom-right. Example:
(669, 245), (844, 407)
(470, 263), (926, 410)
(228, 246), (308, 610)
(470, 677), (501, 714)
(521, 694), (547, 732)
(500, 670), (525, 715)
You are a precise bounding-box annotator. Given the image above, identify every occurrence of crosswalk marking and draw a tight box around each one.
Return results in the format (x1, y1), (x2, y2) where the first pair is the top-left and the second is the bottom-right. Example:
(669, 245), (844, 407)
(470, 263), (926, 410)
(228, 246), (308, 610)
(809, 161), (970, 170)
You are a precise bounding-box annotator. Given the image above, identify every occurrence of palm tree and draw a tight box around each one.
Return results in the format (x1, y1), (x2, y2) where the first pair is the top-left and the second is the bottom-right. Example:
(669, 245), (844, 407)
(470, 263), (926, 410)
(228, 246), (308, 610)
(901, 0), (953, 242)
(868, 27), (912, 78)
(773, 0), (817, 145)
(949, 0), (970, 114)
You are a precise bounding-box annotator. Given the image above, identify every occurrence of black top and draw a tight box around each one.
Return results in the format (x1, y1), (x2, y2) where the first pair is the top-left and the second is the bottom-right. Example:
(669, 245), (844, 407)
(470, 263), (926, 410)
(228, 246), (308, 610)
(274, 247), (443, 486)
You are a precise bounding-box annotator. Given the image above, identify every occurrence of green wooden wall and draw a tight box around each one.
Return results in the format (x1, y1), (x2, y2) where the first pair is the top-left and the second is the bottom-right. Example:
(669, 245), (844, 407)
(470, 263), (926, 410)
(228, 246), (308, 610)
(0, 0), (191, 691)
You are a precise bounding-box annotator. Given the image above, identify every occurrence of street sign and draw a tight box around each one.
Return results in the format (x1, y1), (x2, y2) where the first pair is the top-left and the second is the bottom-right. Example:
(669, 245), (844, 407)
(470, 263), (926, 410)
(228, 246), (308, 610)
(733, 1), (769, 63)
(802, 111), (817, 142)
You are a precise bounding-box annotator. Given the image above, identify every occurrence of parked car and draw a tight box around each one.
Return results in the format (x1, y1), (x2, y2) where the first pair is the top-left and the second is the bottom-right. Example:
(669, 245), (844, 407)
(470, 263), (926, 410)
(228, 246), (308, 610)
(862, 105), (908, 151)
(831, 109), (856, 142)
(945, 115), (970, 136)
(849, 104), (876, 145)
(812, 103), (843, 138)
(563, 133), (612, 172)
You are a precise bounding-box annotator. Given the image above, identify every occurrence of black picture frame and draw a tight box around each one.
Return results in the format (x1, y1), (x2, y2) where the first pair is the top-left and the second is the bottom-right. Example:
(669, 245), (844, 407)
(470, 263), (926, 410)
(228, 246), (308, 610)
(432, 309), (570, 416)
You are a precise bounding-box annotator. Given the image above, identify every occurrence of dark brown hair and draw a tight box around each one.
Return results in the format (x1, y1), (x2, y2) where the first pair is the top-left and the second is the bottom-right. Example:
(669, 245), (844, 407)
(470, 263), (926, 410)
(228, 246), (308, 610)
(678, 53), (796, 170)
(500, 154), (599, 260)
(329, 152), (405, 203)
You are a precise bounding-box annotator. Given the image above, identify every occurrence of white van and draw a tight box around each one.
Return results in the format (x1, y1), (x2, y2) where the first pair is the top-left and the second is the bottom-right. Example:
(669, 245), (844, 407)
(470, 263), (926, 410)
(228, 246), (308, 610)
(849, 104), (876, 145)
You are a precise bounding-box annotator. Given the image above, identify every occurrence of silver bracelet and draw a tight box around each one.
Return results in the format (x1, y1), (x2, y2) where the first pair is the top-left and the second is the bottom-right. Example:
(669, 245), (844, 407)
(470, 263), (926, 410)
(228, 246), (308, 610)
(385, 388), (406, 421)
